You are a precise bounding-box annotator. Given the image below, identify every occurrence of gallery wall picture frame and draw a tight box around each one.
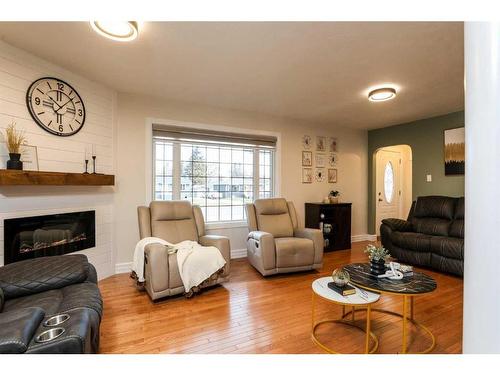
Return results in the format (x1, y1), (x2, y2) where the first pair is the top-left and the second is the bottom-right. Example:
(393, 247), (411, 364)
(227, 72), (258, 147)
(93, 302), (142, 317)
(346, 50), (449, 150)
(21, 145), (39, 171)
(329, 152), (338, 166)
(302, 135), (312, 150)
(302, 151), (313, 166)
(316, 136), (326, 152)
(329, 137), (338, 152)
(328, 168), (337, 183)
(444, 127), (465, 175)
(302, 168), (313, 183)
(315, 168), (325, 182)
(315, 153), (325, 168)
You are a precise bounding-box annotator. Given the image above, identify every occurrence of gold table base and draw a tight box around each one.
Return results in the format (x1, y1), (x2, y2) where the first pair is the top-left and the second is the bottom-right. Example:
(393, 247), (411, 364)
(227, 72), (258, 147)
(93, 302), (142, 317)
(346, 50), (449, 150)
(342, 305), (436, 354)
(311, 293), (379, 354)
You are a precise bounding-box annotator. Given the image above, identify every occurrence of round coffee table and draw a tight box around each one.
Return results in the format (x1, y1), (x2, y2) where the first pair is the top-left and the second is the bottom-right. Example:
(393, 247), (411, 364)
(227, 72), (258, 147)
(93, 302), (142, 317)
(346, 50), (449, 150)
(343, 263), (437, 354)
(311, 277), (380, 354)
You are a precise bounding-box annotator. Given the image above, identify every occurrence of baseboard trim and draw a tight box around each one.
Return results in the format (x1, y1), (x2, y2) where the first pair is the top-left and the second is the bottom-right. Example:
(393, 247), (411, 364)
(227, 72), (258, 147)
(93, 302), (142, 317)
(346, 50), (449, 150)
(115, 249), (248, 274)
(231, 248), (247, 259)
(351, 234), (377, 242)
(115, 262), (132, 274)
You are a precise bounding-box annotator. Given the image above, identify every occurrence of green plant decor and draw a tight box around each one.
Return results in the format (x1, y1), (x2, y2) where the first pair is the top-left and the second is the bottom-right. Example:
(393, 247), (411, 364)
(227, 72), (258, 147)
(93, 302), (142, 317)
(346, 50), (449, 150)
(364, 244), (391, 262)
(3, 121), (26, 154)
(329, 190), (340, 197)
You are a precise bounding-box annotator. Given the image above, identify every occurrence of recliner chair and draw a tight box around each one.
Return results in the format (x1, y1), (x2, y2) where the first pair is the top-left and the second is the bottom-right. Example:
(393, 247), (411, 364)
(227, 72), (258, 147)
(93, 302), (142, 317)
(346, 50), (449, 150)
(245, 198), (324, 276)
(137, 201), (230, 300)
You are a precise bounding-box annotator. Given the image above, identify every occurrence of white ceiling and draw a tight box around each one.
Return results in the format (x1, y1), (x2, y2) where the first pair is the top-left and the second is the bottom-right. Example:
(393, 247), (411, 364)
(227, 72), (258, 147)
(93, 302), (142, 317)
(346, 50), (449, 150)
(0, 22), (464, 129)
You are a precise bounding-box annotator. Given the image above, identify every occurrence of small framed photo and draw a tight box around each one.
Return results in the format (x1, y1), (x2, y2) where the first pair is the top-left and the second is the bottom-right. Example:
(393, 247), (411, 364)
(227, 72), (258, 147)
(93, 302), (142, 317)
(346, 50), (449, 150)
(315, 168), (325, 182)
(302, 168), (313, 183)
(315, 153), (325, 168)
(316, 136), (326, 152)
(328, 168), (337, 183)
(302, 135), (312, 150)
(329, 152), (338, 166)
(21, 145), (39, 171)
(302, 151), (312, 166)
(329, 137), (338, 152)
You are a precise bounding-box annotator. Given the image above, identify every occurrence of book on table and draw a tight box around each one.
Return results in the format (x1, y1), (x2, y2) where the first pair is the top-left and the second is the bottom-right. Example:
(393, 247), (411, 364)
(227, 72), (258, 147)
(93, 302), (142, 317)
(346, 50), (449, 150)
(327, 282), (356, 296)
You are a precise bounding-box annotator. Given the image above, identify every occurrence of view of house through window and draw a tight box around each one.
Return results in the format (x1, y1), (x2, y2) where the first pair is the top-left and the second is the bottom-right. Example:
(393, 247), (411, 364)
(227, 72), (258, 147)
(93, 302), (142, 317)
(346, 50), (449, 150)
(154, 133), (275, 223)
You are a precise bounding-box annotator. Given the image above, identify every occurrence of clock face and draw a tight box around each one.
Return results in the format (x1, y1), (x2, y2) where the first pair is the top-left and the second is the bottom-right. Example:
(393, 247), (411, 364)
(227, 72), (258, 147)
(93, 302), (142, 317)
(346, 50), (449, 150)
(26, 77), (86, 137)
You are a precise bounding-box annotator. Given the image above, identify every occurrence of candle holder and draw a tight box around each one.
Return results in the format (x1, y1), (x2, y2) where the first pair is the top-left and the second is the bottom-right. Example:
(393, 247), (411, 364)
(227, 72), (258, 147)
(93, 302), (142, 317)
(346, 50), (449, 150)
(92, 155), (96, 174)
(83, 159), (89, 174)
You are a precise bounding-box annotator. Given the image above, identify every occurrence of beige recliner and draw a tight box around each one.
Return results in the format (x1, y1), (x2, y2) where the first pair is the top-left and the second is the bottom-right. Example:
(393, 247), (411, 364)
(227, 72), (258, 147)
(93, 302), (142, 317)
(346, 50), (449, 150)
(245, 198), (324, 276)
(137, 201), (230, 300)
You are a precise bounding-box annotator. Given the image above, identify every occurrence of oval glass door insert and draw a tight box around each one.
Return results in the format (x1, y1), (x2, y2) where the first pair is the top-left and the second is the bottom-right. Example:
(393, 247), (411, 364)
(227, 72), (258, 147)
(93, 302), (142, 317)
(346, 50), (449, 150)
(384, 161), (394, 203)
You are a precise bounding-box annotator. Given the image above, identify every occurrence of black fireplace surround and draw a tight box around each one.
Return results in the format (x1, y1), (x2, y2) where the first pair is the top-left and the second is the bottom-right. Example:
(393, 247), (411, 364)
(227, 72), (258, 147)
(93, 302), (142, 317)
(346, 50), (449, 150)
(4, 211), (95, 265)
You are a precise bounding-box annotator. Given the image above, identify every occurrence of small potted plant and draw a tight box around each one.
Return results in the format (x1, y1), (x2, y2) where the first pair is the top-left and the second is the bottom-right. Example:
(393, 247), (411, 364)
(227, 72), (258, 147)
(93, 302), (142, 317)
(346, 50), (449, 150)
(329, 190), (340, 204)
(364, 244), (391, 275)
(2, 122), (26, 170)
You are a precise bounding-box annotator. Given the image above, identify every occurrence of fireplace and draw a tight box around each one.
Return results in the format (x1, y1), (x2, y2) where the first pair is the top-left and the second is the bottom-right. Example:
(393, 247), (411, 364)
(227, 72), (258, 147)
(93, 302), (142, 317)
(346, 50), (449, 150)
(3, 211), (95, 264)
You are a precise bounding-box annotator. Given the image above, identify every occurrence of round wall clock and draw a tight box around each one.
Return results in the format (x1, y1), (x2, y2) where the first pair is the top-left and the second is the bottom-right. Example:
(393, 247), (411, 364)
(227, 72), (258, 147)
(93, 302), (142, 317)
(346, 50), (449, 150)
(26, 77), (86, 137)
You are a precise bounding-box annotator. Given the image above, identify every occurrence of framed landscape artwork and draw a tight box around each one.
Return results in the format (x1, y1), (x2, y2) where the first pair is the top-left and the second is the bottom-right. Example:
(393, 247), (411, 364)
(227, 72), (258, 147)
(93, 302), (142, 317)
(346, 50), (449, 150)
(444, 127), (465, 175)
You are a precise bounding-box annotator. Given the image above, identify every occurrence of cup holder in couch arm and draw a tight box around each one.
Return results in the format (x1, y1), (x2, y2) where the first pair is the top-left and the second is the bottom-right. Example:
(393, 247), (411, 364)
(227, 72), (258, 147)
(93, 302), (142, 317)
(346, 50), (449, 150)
(43, 314), (70, 327)
(35, 328), (65, 343)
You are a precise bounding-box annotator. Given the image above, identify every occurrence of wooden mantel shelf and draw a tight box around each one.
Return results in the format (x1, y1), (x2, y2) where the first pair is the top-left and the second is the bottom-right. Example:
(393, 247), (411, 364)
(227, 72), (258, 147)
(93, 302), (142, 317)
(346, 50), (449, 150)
(0, 169), (115, 186)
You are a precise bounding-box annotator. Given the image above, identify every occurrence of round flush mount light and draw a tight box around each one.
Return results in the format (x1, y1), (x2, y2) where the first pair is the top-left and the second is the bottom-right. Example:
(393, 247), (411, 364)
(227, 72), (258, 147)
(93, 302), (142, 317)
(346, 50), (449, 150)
(90, 21), (138, 42)
(368, 87), (397, 102)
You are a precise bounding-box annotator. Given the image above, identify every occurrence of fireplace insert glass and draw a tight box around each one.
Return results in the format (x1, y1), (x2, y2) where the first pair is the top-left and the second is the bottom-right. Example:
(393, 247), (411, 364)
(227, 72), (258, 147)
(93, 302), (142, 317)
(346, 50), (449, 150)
(3, 211), (95, 264)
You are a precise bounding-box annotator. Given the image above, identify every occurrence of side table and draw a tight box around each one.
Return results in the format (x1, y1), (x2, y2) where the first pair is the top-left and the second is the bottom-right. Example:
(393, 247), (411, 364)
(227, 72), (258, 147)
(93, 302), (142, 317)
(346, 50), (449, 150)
(311, 277), (380, 354)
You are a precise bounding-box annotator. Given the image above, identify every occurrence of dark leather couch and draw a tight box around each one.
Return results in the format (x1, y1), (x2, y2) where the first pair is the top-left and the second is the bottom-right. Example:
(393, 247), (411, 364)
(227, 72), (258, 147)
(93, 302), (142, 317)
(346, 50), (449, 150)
(0, 254), (103, 353)
(380, 196), (464, 277)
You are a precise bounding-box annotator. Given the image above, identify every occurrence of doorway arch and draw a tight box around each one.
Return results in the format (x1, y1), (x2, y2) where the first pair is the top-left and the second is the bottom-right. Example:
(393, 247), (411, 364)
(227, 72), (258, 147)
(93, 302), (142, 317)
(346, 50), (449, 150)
(374, 145), (413, 236)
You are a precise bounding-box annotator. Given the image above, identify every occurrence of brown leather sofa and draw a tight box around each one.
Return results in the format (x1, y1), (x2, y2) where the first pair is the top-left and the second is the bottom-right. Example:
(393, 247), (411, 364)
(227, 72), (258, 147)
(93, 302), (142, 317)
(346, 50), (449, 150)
(137, 201), (230, 300)
(380, 196), (464, 276)
(245, 198), (324, 276)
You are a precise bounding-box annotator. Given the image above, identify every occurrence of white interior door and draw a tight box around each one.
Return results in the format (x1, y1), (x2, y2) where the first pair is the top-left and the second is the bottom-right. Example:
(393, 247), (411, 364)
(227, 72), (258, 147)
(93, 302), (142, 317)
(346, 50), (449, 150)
(376, 149), (402, 236)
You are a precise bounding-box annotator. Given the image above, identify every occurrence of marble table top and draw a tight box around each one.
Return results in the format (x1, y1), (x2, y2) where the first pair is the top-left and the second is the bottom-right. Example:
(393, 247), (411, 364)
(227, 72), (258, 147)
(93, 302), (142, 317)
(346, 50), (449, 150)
(343, 263), (437, 295)
(312, 277), (380, 306)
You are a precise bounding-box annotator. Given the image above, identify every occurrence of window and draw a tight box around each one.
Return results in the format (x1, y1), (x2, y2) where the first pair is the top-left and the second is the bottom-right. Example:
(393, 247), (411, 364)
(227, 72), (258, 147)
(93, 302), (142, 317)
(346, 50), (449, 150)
(384, 161), (394, 203)
(153, 126), (276, 223)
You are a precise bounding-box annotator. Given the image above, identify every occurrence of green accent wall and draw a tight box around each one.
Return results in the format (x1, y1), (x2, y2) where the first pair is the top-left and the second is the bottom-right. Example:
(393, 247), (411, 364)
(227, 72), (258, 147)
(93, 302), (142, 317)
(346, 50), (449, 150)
(368, 111), (465, 234)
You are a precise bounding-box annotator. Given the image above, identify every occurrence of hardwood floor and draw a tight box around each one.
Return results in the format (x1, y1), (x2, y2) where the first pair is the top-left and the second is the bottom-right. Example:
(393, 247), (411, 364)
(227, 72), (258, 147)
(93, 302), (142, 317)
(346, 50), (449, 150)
(98, 241), (463, 354)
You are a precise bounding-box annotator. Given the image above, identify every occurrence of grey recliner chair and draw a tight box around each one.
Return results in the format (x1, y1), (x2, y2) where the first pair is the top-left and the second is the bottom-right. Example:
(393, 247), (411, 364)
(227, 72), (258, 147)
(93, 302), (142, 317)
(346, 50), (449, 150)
(137, 201), (230, 300)
(245, 198), (324, 276)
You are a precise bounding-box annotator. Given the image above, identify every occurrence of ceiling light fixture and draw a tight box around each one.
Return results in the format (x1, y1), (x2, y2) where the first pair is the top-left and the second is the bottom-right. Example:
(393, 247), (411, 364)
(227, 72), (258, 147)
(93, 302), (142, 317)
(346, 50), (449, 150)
(368, 87), (397, 102)
(90, 21), (138, 42)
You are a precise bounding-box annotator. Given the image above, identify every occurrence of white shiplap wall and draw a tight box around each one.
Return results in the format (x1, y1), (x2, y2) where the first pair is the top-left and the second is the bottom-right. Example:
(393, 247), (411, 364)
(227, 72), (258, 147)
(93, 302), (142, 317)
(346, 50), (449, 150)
(0, 41), (116, 279)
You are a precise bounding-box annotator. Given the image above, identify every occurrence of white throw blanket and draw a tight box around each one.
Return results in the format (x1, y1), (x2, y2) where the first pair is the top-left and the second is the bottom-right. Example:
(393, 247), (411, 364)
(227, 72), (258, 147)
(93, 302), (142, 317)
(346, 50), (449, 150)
(132, 237), (226, 292)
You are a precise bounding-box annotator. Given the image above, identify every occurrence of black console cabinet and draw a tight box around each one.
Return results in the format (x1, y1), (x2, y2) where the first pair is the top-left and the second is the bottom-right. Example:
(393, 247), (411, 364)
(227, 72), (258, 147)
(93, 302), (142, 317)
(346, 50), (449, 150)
(305, 203), (352, 251)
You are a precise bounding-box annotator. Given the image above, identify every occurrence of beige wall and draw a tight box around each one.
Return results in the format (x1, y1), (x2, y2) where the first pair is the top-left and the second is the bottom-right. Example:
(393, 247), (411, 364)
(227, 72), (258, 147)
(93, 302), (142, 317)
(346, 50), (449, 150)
(115, 93), (369, 265)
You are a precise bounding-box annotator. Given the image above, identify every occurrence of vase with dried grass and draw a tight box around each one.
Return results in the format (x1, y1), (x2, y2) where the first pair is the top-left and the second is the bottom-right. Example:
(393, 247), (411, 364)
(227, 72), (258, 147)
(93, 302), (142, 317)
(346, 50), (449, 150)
(2, 122), (26, 170)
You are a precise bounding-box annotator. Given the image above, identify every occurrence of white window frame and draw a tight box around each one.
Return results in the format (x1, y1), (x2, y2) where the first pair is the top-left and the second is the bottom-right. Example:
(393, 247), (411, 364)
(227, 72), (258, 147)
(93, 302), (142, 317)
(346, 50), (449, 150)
(145, 117), (281, 229)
